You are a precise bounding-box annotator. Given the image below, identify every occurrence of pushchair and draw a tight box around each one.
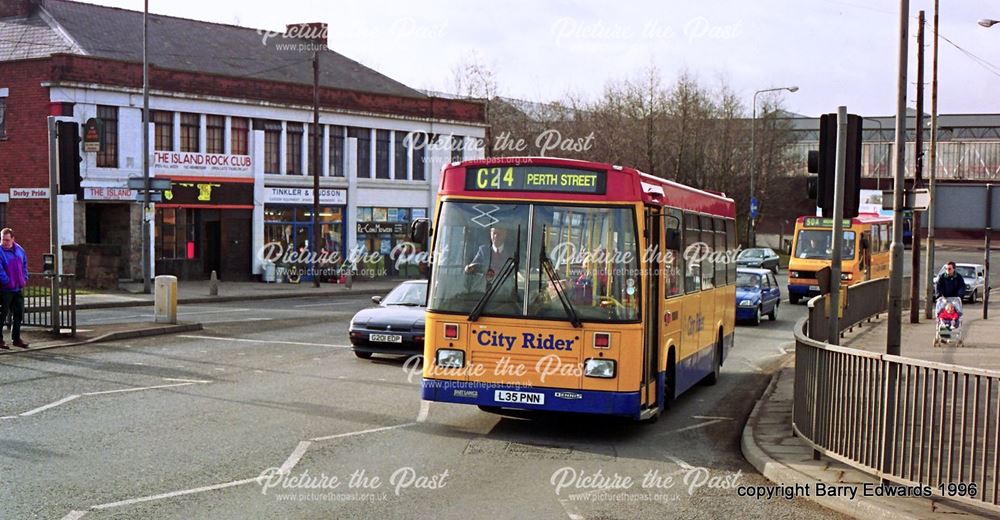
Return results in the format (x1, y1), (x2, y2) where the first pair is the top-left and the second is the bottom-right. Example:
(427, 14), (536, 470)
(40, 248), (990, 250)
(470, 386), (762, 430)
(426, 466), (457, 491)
(934, 297), (964, 348)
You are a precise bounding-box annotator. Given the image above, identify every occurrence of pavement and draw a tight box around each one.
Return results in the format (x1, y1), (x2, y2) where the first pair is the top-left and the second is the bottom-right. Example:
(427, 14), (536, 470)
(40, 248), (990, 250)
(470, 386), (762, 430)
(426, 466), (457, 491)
(742, 298), (1000, 519)
(75, 278), (403, 309)
(0, 321), (204, 355)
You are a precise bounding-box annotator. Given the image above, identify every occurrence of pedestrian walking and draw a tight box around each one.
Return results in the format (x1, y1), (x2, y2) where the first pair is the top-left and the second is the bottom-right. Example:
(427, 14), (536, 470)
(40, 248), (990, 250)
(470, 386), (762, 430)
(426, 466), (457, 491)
(0, 228), (29, 349)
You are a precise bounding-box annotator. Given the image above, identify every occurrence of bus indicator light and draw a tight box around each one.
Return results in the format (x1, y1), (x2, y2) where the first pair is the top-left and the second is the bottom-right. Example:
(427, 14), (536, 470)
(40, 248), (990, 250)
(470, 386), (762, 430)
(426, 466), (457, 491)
(593, 333), (611, 349)
(444, 323), (459, 339)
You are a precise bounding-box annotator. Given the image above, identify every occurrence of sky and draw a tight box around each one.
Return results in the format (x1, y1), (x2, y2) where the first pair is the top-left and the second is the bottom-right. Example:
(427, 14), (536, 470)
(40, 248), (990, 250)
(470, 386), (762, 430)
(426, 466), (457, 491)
(78, 0), (1000, 117)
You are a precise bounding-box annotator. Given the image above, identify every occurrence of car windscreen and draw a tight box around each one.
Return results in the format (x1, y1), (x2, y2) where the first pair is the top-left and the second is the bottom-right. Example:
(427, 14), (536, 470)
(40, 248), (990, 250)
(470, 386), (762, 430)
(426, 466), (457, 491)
(736, 272), (761, 288)
(382, 283), (427, 306)
(740, 249), (764, 258)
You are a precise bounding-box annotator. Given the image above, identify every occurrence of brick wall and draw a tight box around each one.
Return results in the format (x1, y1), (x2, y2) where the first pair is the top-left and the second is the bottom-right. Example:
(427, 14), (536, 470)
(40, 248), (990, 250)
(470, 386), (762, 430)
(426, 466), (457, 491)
(0, 58), (52, 273)
(48, 54), (486, 123)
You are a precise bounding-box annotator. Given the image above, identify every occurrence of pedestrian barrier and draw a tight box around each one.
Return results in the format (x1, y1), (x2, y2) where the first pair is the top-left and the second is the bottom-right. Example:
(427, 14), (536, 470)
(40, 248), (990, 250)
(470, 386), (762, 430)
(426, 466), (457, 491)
(21, 273), (76, 335)
(794, 278), (1000, 514)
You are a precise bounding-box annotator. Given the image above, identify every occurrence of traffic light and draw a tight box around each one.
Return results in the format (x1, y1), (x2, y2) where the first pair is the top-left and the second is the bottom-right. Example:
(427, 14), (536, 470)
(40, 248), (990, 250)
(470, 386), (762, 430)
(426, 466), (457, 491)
(56, 121), (82, 196)
(806, 151), (819, 199)
(816, 113), (862, 218)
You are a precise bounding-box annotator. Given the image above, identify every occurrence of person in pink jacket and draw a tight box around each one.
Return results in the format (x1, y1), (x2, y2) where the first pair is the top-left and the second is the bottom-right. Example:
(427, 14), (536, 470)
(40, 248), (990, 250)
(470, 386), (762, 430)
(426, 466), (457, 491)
(0, 228), (29, 349)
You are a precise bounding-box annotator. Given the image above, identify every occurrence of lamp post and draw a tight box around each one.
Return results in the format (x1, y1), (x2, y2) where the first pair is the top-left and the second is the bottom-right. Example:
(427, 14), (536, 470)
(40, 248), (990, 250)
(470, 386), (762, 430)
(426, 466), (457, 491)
(749, 85), (799, 246)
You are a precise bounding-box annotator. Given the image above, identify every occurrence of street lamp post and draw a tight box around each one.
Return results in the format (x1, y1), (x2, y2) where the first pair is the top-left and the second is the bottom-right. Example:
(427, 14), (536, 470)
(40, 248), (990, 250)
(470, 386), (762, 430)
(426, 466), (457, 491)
(749, 85), (799, 246)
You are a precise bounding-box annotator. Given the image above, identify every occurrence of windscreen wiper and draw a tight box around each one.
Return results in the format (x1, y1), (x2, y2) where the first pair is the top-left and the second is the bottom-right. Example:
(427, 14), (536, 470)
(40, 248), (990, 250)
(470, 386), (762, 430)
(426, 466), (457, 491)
(469, 226), (520, 322)
(537, 226), (582, 328)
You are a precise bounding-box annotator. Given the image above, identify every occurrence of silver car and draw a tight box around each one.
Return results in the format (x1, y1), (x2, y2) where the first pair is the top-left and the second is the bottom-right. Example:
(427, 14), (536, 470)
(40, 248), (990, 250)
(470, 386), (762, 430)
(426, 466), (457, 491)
(934, 263), (986, 303)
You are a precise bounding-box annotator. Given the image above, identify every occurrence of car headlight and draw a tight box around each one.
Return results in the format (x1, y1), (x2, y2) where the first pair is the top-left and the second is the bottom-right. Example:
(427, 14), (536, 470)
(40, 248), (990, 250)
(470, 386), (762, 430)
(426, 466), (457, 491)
(435, 349), (464, 368)
(584, 358), (616, 379)
(739, 299), (754, 307)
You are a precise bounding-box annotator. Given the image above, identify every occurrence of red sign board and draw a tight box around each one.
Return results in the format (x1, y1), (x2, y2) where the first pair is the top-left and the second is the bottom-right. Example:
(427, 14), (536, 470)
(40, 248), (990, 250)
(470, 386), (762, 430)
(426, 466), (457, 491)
(83, 118), (102, 153)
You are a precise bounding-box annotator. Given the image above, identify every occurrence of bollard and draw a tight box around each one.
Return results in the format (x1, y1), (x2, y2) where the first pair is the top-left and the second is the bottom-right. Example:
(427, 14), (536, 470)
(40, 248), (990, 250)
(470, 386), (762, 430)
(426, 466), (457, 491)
(209, 270), (219, 296)
(154, 275), (178, 324)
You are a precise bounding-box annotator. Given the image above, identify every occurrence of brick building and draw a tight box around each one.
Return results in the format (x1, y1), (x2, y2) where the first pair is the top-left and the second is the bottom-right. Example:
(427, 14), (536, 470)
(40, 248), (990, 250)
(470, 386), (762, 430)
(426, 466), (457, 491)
(0, 0), (486, 281)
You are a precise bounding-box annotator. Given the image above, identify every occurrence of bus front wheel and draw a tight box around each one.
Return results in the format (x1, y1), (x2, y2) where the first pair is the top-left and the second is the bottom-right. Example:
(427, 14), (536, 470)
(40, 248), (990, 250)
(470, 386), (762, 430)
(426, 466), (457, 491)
(789, 294), (800, 305)
(702, 333), (722, 386)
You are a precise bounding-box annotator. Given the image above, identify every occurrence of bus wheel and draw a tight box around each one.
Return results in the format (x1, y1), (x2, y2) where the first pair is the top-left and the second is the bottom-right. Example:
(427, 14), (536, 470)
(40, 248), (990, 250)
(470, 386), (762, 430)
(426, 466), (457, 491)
(664, 351), (677, 409)
(703, 334), (722, 386)
(789, 294), (800, 305)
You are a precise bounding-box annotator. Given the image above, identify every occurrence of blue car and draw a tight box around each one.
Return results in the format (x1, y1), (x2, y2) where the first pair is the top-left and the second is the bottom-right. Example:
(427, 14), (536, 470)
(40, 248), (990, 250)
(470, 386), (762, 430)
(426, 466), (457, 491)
(736, 268), (781, 325)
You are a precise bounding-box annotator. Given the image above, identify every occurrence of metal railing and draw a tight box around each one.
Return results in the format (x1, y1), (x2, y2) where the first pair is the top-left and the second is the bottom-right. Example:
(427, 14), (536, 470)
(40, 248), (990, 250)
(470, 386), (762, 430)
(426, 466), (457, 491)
(794, 278), (1000, 513)
(807, 277), (889, 342)
(22, 273), (76, 335)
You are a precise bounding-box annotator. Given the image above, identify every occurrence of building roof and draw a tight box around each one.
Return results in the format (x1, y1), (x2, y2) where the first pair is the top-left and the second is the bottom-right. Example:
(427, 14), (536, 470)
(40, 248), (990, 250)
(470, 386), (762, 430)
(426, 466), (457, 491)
(0, 0), (427, 100)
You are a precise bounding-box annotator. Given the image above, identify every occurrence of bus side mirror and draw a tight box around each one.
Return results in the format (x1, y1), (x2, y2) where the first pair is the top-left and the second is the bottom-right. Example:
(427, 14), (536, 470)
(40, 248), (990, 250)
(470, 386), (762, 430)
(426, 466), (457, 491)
(665, 229), (681, 251)
(410, 218), (430, 243)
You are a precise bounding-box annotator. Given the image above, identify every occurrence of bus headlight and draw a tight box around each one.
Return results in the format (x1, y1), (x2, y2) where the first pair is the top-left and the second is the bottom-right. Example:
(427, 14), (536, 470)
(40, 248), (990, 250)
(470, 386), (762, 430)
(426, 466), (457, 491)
(841, 273), (853, 281)
(435, 349), (464, 368)
(790, 271), (800, 278)
(584, 358), (616, 379)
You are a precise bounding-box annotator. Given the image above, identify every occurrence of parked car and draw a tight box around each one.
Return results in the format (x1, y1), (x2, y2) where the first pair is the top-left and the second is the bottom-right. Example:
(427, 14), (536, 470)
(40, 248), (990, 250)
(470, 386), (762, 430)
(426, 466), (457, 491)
(736, 268), (781, 325)
(933, 263), (986, 304)
(736, 248), (781, 273)
(349, 280), (427, 359)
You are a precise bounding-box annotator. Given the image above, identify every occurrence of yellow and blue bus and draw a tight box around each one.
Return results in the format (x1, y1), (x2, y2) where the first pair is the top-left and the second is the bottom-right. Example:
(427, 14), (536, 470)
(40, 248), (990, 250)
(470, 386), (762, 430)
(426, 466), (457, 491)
(787, 214), (892, 304)
(416, 157), (736, 420)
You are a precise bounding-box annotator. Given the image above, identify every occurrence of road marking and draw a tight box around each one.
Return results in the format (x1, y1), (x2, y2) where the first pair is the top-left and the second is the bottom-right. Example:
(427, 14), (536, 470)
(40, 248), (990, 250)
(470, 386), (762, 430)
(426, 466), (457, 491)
(82, 382), (197, 396)
(0, 415), (17, 420)
(692, 415), (733, 421)
(163, 378), (212, 384)
(60, 511), (87, 520)
(91, 477), (260, 510)
(179, 335), (352, 348)
(416, 400), (430, 422)
(665, 454), (695, 470)
(279, 441), (312, 475)
(293, 301), (368, 308)
(310, 422), (416, 442)
(21, 395), (79, 416)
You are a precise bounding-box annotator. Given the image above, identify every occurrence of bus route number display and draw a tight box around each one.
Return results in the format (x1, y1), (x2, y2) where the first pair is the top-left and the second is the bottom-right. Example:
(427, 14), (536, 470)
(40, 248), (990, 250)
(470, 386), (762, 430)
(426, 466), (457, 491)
(465, 166), (607, 195)
(803, 217), (852, 228)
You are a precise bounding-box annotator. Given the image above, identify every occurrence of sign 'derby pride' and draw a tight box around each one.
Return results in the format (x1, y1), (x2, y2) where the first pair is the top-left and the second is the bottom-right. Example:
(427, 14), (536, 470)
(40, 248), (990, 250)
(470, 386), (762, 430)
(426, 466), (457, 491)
(477, 330), (578, 351)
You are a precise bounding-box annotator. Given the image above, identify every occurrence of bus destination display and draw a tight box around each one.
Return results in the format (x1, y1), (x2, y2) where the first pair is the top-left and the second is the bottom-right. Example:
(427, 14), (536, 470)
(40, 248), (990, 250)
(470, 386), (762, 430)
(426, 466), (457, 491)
(465, 166), (607, 194)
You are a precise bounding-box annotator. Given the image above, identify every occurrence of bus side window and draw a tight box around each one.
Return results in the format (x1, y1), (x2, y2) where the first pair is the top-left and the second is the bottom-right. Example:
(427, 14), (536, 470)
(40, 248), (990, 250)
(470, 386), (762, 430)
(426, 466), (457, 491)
(713, 217), (725, 287)
(700, 215), (715, 290)
(664, 208), (683, 297)
(684, 212), (701, 293)
(726, 219), (736, 283)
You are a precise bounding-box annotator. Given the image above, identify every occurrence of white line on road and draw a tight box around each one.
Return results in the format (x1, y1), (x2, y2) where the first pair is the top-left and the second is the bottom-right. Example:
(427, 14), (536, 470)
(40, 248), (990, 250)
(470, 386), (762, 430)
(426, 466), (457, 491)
(279, 441), (312, 475)
(310, 422), (416, 442)
(293, 301), (368, 308)
(20, 395), (79, 416)
(91, 477), (260, 510)
(60, 511), (88, 520)
(179, 335), (352, 348)
(163, 378), (212, 384)
(665, 454), (695, 470)
(0, 415), (17, 420)
(82, 382), (203, 396)
(692, 415), (733, 421)
(416, 400), (430, 422)
(665, 419), (727, 434)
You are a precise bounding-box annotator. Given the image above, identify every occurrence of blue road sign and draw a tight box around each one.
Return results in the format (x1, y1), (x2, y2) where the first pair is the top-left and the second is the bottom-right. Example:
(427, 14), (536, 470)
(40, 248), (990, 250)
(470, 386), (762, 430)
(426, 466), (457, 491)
(750, 197), (759, 219)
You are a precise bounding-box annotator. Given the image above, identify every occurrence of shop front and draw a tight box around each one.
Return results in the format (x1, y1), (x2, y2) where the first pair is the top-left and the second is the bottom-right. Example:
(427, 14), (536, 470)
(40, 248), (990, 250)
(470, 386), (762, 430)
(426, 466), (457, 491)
(263, 187), (346, 283)
(355, 207), (427, 278)
(80, 185), (140, 279)
(155, 177), (254, 281)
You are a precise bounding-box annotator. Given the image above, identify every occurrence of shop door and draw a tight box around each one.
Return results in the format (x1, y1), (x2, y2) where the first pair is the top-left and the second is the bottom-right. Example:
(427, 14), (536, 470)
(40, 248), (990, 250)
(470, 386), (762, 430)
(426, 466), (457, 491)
(205, 221), (221, 277)
(221, 215), (251, 281)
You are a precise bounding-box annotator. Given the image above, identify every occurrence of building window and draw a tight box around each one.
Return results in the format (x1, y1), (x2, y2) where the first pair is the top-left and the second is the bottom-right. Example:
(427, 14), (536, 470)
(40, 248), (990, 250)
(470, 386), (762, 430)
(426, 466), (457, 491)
(394, 132), (408, 180)
(180, 113), (200, 153)
(0, 97), (6, 139)
(451, 135), (464, 163)
(205, 115), (224, 155)
(152, 110), (173, 151)
(96, 105), (118, 167)
(348, 127), (370, 178)
(375, 130), (390, 179)
(329, 125), (345, 177)
(231, 117), (249, 155)
(155, 208), (196, 260)
(262, 120), (281, 174)
(411, 132), (426, 181)
(286, 123), (303, 175)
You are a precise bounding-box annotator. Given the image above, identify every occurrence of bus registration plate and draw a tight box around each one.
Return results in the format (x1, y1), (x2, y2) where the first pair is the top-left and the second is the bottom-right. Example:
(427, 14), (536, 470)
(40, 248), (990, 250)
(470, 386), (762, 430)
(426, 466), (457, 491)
(495, 390), (545, 405)
(370, 333), (402, 343)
